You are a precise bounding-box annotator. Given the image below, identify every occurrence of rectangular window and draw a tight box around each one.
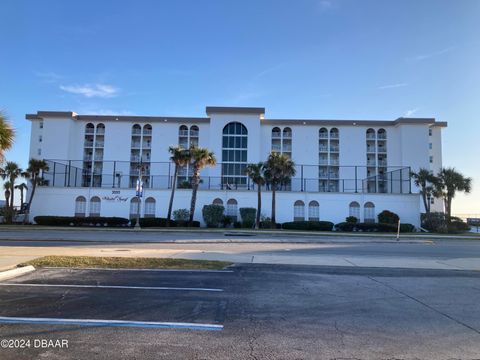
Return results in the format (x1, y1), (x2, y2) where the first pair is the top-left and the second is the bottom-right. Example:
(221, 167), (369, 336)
(429, 156), (433, 163)
(429, 128), (432, 136)
(37, 148), (42, 156)
(429, 143), (432, 150)
(38, 135), (42, 142)
(39, 121), (44, 129)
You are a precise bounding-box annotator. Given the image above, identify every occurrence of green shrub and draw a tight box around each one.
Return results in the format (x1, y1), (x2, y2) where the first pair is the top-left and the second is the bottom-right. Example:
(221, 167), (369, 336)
(221, 215), (232, 228)
(335, 222), (356, 232)
(378, 210), (400, 224)
(282, 221), (334, 231)
(233, 221), (242, 228)
(356, 222), (397, 232)
(399, 223), (415, 232)
(345, 216), (358, 224)
(173, 209), (190, 222)
(239, 207), (256, 228)
(139, 217), (174, 227)
(34, 216), (128, 227)
(421, 212), (448, 232)
(175, 220), (200, 227)
(202, 204), (225, 227)
(448, 220), (470, 232)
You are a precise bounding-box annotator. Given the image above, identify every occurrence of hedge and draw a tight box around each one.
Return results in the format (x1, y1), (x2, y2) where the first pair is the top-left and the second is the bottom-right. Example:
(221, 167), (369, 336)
(34, 216), (129, 227)
(139, 217), (175, 227)
(335, 222), (416, 233)
(282, 221), (334, 231)
(239, 207), (256, 228)
(335, 222), (356, 232)
(202, 204), (225, 228)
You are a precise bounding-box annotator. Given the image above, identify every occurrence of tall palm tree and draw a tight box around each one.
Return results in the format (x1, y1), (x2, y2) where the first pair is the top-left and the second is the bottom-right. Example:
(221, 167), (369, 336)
(410, 168), (437, 213)
(434, 167), (472, 219)
(0, 161), (24, 213)
(188, 146), (216, 225)
(0, 111), (15, 163)
(264, 152), (296, 227)
(3, 181), (11, 209)
(167, 146), (190, 224)
(245, 162), (266, 229)
(23, 159), (49, 223)
(14, 182), (28, 207)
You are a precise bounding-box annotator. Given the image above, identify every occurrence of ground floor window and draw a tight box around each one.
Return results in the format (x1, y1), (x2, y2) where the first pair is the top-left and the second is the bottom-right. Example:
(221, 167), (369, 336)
(364, 202), (375, 223)
(349, 201), (360, 220)
(144, 197), (156, 218)
(75, 196), (86, 217)
(226, 199), (238, 221)
(294, 200), (305, 221)
(308, 201), (319, 221)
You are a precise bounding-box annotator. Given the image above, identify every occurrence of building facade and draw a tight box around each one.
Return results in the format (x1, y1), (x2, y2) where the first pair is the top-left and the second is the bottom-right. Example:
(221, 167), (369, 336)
(25, 106), (447, 227)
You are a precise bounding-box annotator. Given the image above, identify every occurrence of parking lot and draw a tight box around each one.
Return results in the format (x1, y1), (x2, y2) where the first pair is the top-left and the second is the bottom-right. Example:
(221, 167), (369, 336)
(0, 265), (480, 359)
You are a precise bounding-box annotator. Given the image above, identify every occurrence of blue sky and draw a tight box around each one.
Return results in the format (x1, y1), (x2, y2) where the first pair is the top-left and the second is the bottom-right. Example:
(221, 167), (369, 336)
(1, 0), (479, 214)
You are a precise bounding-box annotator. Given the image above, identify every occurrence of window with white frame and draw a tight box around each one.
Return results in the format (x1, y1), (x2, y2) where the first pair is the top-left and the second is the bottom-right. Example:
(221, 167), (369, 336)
(213, 198), (223, 206)
(226, 199), (238, 221)
(89, 196), (101, 217)
(294, 200), (305, 221)
(75, 196), (86, 217)
(364, 202), (375, 223)
(349, 201), (360, 219)
(130, 198), (140, 219)
(308, 201), (319, 221)
(144, 197), (156, 217)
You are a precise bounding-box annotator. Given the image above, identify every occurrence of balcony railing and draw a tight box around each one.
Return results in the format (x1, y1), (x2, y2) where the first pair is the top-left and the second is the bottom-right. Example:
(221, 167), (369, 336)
(132, 129), (142, 135)
(85, 128), (95, 134)
(131, 142), (141, 148)
(96, 128), (105, 135)
(179, 130), (189, 136)
(319, 146), (328, 152)
(190, 130), (199, 137)
(283, 132), (292, 138)
(84, 141), (94, 147)
(330, 146), (339, 152)
(366, 147), (376, 153)
(272, 132), (281, 138)
(282, 145), (292, 151)
(95, 141), (104, 148)
(330, 133), (339, 139)
(366, 133), (376, 139)
(319, 133), (328, 139)
(143, 129), (152, 135)
(377, 133), (387, 139)
(377, 147), (387, 153)
(272, 144), (282, 151)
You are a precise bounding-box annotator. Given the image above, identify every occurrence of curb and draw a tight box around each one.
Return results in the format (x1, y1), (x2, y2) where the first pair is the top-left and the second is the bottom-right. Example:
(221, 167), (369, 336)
(0, 266), (36, 281)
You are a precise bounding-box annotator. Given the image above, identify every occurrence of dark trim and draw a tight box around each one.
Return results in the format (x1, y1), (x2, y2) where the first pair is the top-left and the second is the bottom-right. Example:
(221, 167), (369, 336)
(77, 115), (210, 123)
(262, 117), (447, 127)
(205, 106), (265, 115)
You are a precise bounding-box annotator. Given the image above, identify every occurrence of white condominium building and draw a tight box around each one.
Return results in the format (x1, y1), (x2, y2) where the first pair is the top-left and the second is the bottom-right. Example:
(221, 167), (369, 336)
(26, 106), (446, 226)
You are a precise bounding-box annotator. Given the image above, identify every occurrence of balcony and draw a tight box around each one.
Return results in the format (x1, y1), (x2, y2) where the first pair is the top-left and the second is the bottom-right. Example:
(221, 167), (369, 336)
(272, 132), (281, 139)
(95, 141), (104, 148)
(319, 160), (329, 165)
(85, 128), (95, 134)
(283, 132), (292, 139)
(330, 159), (340, 165)
(319, 146), (328, 152)
(282, 144), (292, 152)
(96, 128), (105, 135)
(377, 147), (387, 153)
(378, 160), (387, 166)
(83, 155), (93, 161)
(131, 142), (141, 149)
(132, 129), (142, 135)
(84, 141), (94, 147)
(319, 133), (328, 139)
(272, 144), (282, 151)
(377, 133), (387, 140)
(319, 172), (339, 179)
(330, 146), (339, 152)
(366, 133), (376, 140)
(179, 130), (189, 137)
(366, 147), (376, 153)
(143, 129), (152, 135)
(330, 133), (339, 139)
(367, 160), (376, 166)
(190, 130), (199, 137)
(143, 142), (152, 149)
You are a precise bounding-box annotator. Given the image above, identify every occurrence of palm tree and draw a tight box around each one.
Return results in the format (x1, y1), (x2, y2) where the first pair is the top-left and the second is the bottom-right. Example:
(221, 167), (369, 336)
(188, 146), (216, 225)
(167, 146), (190, 224)
(434, 167), (472, 219)
(264, 152), (296, 227)
(23, 159), (49, 224)
(3, 181), (11, 209)
(14, 182), (28, 207)
(0, 111), (15, 163)
(410, 168), (437, 213)
(245, 162), (266, 229)
(0, 161), (24, 213)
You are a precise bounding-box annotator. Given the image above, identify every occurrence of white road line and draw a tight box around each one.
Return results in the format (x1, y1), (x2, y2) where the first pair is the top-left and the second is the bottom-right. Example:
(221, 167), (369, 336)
(0, 316), (223, 331)
(0, 283), (223, 292)
(42, 267), (234, 273)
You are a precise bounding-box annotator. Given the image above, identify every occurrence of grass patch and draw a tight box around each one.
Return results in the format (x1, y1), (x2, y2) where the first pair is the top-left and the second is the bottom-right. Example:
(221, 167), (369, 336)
(21, 256), (232, 270)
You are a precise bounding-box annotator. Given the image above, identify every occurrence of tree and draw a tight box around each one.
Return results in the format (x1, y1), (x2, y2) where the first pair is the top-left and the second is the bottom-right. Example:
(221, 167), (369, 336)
(0, 111), (15, 163)
(3, 181), (11, 209)
(23, 159), (49, 224)
(0, 161), (24, 212)
(14, 182), (28, 207)
(264, 152), (296, 227)
(167, 146), (190, 225)
(188, 146), (216, 225)
(434, 167), (472, 219)
(245, 162), (266, 229)
(410, 168), (438, 213)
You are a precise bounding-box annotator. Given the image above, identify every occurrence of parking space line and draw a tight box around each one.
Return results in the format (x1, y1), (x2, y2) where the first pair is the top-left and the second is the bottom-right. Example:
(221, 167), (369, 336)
(0, 316), (223, 331)
(41, 267), (235, 273)
(0, 283), (223, 292)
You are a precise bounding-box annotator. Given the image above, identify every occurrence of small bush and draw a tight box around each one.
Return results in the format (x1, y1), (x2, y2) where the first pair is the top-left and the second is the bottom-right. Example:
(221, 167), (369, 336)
(233, 221), (242, 228)
(34, 216), (129, 227)
(335, 222), (356, 232)
(221, 215), (232, 228)
(356, 223), (397, 232)
(240, 207), (256, 228)
(282, 221), (334, 231)
(202, 205), (225, 228)
(345, 216), (358, 224)
(378, 210), (400, 225)
(173, 209), (190, 222)
(175, 220), (200, 227)
(139, 217), (174, 227)
(399, 223), (415, 233)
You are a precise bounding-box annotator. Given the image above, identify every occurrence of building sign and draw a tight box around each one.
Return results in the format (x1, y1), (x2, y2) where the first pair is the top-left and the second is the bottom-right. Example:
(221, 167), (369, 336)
(102, 190), (129, 202)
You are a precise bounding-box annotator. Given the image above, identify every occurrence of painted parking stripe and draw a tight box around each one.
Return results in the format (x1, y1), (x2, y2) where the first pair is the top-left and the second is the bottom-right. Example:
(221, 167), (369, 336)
(42, 267), (234, 273)
(0, 316), (223, 331)
(0, 283), (223, 292)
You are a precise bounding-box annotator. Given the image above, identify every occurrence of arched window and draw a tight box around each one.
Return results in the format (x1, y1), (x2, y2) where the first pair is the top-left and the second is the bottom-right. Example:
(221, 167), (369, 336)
(272, 127), (281, 138)
(96, 123), (105, 134)
(189, 125), (199, 146)
(349, 201), (360, 219)
(308, 201), (319, 221)
(319, 127), (328, 139)
(364, 202), (375, 223)
(226, 199), (238, 221)
(294, 200), (305, 221)
(213, 198), (223, 206)
(283, 127), (292, 139)
(89, 196), (101, 217)
(366, 128), (375, 139)
(132, 124), (141, 135)
(143, 124), (152, 135)
(179, 125), (188, 136)
(222, 122), (248, 187)
(75, 196), (86, 217)
(330, 128), (339, 139)
(377, 128), (387, 139)
(130, 197), (140, 219)
(85, 123), (94, 135)
(144, 197), (156, 218)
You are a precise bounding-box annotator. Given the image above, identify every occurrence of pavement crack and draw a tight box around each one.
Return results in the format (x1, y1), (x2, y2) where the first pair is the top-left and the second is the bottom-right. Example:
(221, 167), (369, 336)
(367, 276), (480, 336)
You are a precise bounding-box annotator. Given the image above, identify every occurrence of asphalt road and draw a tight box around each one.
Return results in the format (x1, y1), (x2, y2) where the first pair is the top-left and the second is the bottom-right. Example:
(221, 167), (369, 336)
(0, 265), (479, 359)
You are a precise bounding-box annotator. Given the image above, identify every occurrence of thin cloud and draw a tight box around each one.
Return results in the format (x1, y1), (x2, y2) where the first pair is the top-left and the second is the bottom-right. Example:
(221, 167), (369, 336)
(404, 108), (419, 117)
(34, 71), (64, 83)
(378, 83), (408, 90)
(59, 84), (119, 98)
(407, 47), (455, 62)
(79, 109), (136, 116)
(318, 0), (333, 11)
